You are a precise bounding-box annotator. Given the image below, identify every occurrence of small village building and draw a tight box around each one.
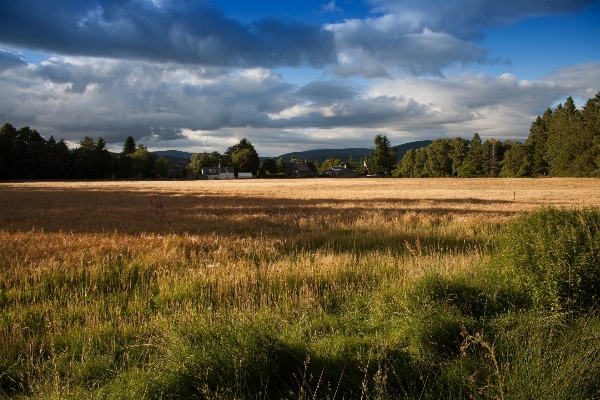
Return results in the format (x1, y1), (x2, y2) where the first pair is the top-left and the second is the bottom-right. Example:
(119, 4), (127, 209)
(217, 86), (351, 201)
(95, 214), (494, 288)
(237, 172), (253, 179)
(200, 165), (236, 180)
(284, 160), (316, 178)
(326, 164), (359, 178)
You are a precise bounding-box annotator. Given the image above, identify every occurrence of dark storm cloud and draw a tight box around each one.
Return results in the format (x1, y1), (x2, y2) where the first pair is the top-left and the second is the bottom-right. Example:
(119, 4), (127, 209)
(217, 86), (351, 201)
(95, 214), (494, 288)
(0, 49), (27, 71)
(0, 0), (336, 68)
(368, 0), (596, 40)
(35, 58), (126, 93)
(329, 25), (510, 77)
(296, 80), (361, 103)
(271, 95), (439, 129)
(324, 0), (593, 78)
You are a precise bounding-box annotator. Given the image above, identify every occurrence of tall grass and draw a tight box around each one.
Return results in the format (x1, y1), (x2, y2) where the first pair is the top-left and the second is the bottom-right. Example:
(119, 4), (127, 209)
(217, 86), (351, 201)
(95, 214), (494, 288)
(1, 181), (599, 398)
(497, 206), (600, 312)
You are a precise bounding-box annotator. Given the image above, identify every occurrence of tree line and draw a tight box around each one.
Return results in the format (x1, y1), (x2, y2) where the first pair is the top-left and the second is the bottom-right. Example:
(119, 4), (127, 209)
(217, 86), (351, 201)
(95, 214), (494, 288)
(247, 135), (395, 178)
(1, 93), (598, 180)
(186, 138), (260, 177)
(395, 93), (600, 178)
(0, 127), (170, 179)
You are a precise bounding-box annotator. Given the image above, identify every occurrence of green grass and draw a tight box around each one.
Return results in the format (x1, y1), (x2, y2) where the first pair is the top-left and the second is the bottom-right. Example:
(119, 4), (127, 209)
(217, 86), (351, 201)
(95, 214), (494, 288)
(1, 207), (600, 399)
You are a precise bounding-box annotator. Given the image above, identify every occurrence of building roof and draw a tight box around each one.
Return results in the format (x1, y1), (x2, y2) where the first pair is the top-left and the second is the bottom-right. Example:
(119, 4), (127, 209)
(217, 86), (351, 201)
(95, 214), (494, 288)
(201, 166), (235, 175)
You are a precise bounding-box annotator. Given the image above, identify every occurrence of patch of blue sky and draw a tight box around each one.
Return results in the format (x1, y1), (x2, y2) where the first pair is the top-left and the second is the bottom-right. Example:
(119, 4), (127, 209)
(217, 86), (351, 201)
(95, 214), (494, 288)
(13, 49), (51, 65)
(477, 9), (600, 81)
(271, 66), (326, 88)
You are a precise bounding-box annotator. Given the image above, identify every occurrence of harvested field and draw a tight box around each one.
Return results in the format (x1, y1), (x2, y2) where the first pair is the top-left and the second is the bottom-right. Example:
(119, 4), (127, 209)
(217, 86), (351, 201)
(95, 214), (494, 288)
(1, 178), (599, 399)
(2, 178), (599, 234)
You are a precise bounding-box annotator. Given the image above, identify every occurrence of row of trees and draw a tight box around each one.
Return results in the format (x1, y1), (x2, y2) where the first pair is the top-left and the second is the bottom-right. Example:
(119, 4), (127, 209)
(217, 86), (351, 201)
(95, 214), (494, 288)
(2, 93), (598, 180)
(0, 125), (170, 179)
(396, 93), (600, 178)
(187, 138), (261, 177)
(0, 125), (70, 179)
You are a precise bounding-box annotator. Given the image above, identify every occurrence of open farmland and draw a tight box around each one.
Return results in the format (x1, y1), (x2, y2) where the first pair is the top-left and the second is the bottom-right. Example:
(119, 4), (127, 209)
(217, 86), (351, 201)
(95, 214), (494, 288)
(1, 178), (599, 399)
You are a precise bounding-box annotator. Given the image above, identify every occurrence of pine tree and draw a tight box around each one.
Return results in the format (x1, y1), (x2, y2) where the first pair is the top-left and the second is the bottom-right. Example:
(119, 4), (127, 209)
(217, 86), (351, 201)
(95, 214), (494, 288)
(369, 134), (397, 175)
(525, 111), (550, 176)
(123, 136), (137, 155)
(547, 97), (583, 176)
(450, 137), (469, 177)
(470, 133), (485, 175)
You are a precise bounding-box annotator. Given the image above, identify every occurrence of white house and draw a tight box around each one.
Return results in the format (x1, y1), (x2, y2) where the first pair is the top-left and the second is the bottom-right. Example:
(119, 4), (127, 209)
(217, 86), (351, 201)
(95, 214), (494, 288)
(200, 166), (236, 180)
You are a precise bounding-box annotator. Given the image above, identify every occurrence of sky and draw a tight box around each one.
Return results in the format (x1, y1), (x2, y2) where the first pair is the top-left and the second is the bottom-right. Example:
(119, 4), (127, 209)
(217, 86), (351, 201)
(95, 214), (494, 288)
(0, 0), (599, 157)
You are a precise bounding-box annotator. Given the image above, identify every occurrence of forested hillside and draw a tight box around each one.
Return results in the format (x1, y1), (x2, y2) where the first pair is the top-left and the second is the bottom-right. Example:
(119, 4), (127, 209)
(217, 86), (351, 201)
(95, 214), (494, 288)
(396, 93), (600, 177)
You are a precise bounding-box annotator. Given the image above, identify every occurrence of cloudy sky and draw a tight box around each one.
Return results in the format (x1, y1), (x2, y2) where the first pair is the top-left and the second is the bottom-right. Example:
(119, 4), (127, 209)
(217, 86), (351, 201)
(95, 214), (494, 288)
(1, 0), (599, 156)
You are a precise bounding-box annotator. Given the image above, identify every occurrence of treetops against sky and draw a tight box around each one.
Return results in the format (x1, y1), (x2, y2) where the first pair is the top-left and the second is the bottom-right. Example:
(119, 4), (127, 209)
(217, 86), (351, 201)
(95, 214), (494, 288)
(1, 92), (599, 180)
(0, 0), (599, 157)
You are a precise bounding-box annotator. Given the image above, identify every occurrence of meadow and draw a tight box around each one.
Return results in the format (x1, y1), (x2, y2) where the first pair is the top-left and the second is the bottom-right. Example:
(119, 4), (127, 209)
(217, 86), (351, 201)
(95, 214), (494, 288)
(1, 178), (599, 399)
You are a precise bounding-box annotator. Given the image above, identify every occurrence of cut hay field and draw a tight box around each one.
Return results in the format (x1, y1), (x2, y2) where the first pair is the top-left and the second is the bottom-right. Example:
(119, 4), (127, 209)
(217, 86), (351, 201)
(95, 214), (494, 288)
(1, 178), (599, 399)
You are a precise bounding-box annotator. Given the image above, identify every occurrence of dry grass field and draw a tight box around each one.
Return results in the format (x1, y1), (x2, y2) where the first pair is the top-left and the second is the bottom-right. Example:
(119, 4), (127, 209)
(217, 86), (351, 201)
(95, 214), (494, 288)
(3, 177), (599, 232)
(1, 178), (599, 399)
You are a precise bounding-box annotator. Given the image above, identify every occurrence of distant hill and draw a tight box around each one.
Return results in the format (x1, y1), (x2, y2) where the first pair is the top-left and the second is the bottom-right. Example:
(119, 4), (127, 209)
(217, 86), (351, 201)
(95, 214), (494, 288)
(393, 140), (433, 160)
(151, 150), (194, 161)
(152, 140), (433, 163)
(275, 140), (433, 162)
(276, 148), (371, 163)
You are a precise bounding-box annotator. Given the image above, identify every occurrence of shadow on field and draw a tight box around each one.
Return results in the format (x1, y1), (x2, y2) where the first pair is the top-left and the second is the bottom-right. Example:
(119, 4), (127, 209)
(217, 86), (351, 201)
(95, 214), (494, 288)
(1, 187), (518, 235)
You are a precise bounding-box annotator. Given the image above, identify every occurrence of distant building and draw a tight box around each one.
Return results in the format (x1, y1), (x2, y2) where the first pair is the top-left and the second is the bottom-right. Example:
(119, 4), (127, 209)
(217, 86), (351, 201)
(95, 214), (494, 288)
(237, 172), (253, 179)
(325, 164), (359, 178)
(284, 160), (316, 178)
(200, 165), (236, 180)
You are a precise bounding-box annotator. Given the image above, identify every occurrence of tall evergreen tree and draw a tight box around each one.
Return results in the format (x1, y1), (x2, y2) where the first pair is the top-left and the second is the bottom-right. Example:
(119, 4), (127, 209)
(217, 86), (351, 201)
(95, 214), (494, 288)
(95, 137), (113, 178)
(482, 139), (504, 177)
(0, 123), (18, 179)
(369, 134), (397, 175)
(525, 111), (550, 176)
(123, 136), (137, 155)
(450, 137), (469, 177)
(547, 97), (584, 176)
(463, 133), (485, 176)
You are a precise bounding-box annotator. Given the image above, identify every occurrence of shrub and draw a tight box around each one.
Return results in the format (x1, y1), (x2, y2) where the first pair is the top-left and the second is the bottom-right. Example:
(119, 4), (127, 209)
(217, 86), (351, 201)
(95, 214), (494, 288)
(497, 207), (600, 311)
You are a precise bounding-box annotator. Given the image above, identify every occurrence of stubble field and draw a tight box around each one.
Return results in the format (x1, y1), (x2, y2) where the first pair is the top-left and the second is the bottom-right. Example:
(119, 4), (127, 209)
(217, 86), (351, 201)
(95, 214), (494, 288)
(1, 178), (599, 399)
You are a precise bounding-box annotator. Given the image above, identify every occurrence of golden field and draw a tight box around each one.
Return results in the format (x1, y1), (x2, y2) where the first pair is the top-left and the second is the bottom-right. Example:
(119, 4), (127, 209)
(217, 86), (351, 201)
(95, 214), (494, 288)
(3, 178), (600, 232)
(1, 178), (599, 399)
(3, 177), (598, 274)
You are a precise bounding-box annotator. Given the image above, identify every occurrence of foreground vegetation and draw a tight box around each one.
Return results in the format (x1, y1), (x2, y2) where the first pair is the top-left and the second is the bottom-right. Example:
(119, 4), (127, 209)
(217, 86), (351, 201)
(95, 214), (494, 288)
(1, 180), (599, 399)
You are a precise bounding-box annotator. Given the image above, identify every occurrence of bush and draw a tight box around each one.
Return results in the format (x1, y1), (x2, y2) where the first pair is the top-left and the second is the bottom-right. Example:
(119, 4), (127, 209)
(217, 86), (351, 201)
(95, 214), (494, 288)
(497, 207), (600, 312)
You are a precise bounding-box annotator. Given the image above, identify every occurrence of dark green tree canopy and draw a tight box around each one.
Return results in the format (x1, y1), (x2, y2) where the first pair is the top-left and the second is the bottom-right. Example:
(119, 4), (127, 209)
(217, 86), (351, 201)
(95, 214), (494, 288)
(369, 134), (397, 175)
(261, 158), (278, 174)
(123, 136), (137, 155)
(228, 138), (260, 174)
